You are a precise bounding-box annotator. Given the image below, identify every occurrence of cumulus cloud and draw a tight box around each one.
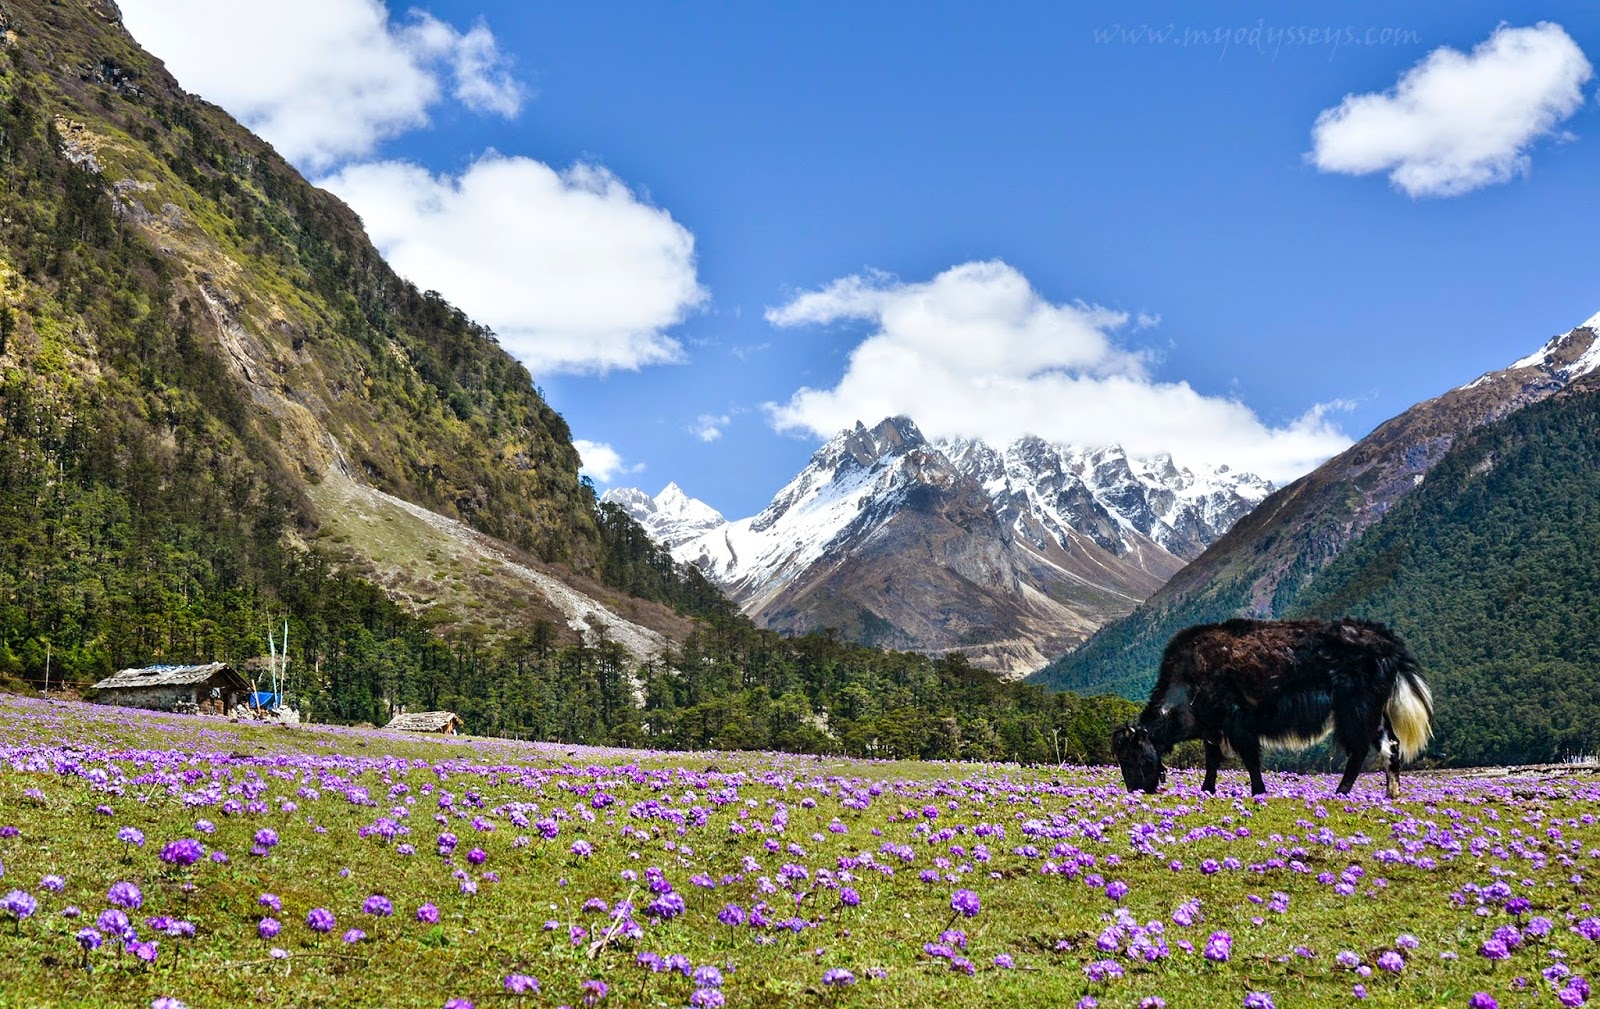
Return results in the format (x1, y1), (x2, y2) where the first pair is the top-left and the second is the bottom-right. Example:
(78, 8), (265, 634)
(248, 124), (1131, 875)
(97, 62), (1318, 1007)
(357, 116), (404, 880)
(319, 154), (707, 376)
(573, 440), (640, 484)
(766, 261), (1351, 484)
(691, 414), (731, 442)
(120, 0), (524, 170)
(1310, 22), (1593, 197)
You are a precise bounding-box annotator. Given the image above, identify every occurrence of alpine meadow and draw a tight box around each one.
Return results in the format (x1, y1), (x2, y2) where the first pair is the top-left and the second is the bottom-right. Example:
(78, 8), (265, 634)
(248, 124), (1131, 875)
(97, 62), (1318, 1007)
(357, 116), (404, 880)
(2, 3), (1599, 1009)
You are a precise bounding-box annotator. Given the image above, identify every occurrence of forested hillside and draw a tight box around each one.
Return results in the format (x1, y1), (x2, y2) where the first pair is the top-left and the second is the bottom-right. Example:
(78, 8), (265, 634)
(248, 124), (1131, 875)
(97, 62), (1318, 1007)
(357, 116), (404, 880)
(0, 0), (1140, 761)
(1294, 378), (1600, 765)
(0, 0), (743, 682)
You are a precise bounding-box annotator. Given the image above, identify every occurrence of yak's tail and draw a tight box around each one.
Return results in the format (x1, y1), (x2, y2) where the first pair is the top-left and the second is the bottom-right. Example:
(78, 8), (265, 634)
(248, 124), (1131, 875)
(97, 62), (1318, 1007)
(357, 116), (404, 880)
(1385, 652), (1434, 762)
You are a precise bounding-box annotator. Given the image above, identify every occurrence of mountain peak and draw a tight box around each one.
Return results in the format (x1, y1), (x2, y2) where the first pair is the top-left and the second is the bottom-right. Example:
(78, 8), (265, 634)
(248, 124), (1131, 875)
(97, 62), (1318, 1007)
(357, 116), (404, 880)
(600, 483), (724, 547)
(1583, 310), (1600, 332)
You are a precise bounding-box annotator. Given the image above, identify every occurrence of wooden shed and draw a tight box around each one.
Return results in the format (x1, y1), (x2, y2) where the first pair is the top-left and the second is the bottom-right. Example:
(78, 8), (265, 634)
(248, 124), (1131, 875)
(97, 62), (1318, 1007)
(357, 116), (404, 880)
(384, 710), (464, 735)
(90, 662), (251, 716)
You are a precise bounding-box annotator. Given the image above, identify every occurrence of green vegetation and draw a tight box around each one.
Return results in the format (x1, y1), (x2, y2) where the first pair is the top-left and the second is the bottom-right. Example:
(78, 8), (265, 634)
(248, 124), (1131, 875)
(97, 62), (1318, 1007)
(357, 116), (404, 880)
(1035, 382), (1600, 768)
(1, 694), (1595, 1009)
(1295, 383), (1600, 765)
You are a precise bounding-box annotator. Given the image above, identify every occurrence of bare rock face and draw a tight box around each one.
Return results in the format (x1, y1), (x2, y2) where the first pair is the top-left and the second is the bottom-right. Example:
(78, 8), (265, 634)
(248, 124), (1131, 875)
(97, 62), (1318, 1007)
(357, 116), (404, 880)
(612, 418), (1271, 678)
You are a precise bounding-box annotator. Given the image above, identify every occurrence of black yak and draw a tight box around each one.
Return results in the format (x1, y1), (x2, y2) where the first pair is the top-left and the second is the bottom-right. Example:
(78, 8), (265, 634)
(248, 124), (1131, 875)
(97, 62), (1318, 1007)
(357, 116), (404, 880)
(1110, 618), (1433, 798)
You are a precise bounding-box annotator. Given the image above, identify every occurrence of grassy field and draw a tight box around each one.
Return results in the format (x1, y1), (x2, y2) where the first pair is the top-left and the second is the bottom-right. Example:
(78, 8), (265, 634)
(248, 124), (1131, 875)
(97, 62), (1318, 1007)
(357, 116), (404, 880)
(0, 693), (1595, 1009)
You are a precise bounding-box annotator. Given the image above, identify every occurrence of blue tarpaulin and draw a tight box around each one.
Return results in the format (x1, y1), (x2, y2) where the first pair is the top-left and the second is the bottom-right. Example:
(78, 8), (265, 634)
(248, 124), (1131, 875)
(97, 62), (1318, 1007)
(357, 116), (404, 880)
(251, 692), (279, 709)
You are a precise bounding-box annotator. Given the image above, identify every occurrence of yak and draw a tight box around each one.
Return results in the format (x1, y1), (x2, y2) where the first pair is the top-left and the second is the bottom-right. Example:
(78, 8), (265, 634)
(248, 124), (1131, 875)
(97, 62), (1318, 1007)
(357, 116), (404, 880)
(1110, 618), (1433, 798)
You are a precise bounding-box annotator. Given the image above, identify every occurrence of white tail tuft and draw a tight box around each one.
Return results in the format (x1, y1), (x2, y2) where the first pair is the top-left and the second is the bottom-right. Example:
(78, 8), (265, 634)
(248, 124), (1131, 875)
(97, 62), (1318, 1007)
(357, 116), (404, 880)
(1387, 673), (1434, 762)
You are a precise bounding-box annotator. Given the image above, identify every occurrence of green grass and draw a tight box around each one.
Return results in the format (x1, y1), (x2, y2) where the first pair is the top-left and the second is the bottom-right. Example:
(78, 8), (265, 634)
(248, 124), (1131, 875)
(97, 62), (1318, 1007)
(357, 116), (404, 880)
(0, 692), (1595, 1008)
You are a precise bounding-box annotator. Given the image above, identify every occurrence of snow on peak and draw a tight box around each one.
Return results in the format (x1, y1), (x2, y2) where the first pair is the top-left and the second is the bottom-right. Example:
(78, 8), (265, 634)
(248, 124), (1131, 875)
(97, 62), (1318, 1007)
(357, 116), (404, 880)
(1505, 321), (1600, 383)
(600, 483), (725, 548)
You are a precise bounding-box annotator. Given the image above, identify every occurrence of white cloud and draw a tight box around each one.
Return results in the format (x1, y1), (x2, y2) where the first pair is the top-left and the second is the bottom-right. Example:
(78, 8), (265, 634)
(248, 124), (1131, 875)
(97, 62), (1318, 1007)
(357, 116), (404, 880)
(1310, 22), (1593, 197)
(119, 0), (524, 170)
(691, 414), (731, 442)
(320, 154), (706, 376)
(765, 261), (1351, 484)
(573, 440), (640, 484)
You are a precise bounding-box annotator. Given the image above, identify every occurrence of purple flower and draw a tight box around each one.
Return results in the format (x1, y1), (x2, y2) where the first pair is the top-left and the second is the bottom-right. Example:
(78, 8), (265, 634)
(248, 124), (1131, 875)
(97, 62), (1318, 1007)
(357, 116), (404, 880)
(254, 828), (279, 849)
(96, 908), (130, 934)
(417, 903), (440, 924)
(1479, 938), (1511, 961)
(717, 903), (745, 926)
(1243, 994), (1276, 1009)
(158, 839), (204, 868)
(689, 989), (726, 1008)
(1105, 880), (1129, 901)
(840, 887), (861, 907)
(1204, 931), (1232, 963)
(39, 875), (65, 893)
(1468, 995), (1499, 1009)
(444, 1001), (473, 1009)
(571, 840), (594, 858)
(581, 979), (608, 1006)
(1, 890), (37, 921)
(117, 827), (145, 848)
(821, 968), (856, 986)
(151, 999), (187, 1009)
(362, 895), (393, 917)
(259, 893), (282, 912)
(994, 953), (1016, 969)
(950, 889), (981, 917)
(1377, 951), (1405, 973)
(504, 974), (539, 994)
(305, 908), (336, 933)
(342, 928), (365, 943)
(107, 881), (143, 910)
(258, 917), (281, 939)
(75, 927), (103, 950)
(693, 965), (724, 987)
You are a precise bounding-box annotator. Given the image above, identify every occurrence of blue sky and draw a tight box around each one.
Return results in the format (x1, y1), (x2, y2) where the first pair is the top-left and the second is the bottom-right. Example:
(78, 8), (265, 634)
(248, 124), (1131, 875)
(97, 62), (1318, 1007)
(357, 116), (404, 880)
(121, 2), (1599, 519)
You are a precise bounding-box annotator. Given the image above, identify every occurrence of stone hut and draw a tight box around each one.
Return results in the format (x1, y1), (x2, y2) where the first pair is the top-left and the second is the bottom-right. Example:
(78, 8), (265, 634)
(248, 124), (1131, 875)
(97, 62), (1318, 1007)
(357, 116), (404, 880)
(90, 663), (251, 716)
(384, 711), (463, 735)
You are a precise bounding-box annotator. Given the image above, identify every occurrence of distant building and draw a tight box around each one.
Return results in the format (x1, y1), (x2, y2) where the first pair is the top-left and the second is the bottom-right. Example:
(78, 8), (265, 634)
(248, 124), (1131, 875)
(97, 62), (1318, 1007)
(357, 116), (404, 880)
(90, 663), (251, 716)
(384, 710), (464, 735)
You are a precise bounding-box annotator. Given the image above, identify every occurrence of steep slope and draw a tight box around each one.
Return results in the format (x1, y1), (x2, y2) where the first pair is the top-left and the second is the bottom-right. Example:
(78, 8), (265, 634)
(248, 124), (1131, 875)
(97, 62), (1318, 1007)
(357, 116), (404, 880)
(615, 418), (1268, 677)
(1289, 367), (1600, 765)
(1030, 312), (1600, 700)
(0, 0), (693, 690)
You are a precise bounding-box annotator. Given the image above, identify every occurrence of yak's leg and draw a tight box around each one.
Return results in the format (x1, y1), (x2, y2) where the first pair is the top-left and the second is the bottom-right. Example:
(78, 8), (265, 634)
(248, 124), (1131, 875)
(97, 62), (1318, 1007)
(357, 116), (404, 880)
(1382, 723), (1402, 800)
(1335, 747), (1365, 795)
(1202, 740), (1224, 793)
(1232, 735), (1267, 796)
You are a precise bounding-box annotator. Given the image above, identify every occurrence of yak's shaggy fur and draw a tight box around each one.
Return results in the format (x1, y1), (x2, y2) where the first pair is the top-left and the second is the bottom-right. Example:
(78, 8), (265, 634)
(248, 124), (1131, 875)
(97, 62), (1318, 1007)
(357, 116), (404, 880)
(1111, 618), (1433, 797)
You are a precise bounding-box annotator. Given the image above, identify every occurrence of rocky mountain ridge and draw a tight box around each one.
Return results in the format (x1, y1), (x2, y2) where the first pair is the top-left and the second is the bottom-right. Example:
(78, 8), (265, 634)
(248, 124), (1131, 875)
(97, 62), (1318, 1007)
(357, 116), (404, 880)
(607, 419), (1270, 677)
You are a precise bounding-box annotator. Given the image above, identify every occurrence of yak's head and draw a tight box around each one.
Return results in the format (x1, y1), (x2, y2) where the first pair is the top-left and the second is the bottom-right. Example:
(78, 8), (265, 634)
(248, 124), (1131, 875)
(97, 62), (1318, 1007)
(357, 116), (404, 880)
(1111, 723), (1163, 793)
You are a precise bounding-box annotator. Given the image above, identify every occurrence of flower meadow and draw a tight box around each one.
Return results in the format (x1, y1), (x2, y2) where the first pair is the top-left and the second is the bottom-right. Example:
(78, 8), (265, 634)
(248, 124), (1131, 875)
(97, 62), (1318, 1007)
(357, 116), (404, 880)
(0, 694), (1597, 1008)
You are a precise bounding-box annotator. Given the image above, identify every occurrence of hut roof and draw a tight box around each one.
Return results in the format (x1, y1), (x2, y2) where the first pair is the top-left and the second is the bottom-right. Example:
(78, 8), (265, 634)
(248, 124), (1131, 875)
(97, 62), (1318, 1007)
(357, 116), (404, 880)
(384, 711), (462, 733)
(91, 662), (245, 691)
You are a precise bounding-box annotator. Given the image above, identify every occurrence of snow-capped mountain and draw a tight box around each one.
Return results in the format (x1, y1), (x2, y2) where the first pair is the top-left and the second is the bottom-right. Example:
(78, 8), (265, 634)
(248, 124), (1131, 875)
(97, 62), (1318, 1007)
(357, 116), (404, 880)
(601, 483), (726, 548)
(608, 418), (1271, 678)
